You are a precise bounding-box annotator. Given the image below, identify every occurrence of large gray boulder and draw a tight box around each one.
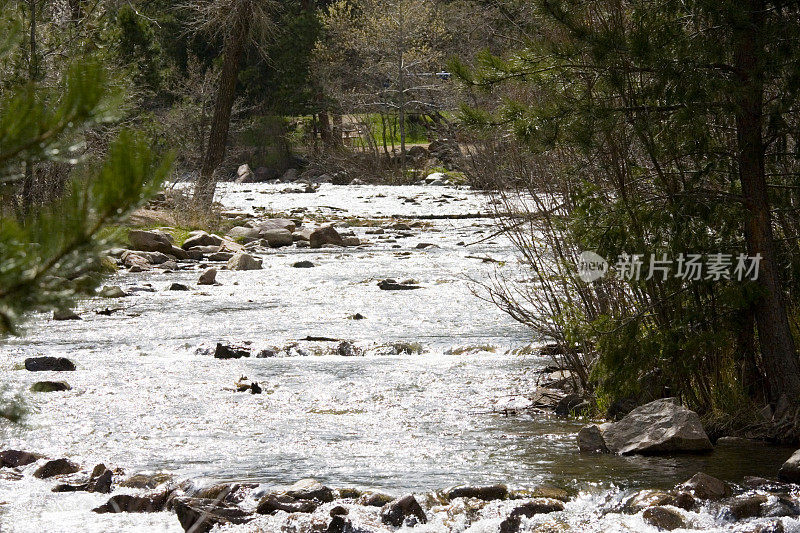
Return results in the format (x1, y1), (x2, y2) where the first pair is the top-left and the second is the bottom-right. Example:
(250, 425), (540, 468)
(227, 253), (262, 271)
(601, 398), (712, 455)
(128, 230), (173, 255)
(226, 226), (260, 243)
(779, 449), (800, 482)
(257, 218), (296, 235)
(261, 228), (294, 248)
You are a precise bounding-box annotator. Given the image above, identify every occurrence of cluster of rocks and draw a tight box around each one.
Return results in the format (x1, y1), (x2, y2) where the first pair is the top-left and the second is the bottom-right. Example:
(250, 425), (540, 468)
(23, 356), (75, 394)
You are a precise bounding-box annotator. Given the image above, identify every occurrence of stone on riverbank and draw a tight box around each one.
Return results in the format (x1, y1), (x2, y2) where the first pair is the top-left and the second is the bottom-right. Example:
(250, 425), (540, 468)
(447, 484), (508, 501)
(24, 356), (75, 372)
(779, 449), (800, 483)
(30, 381), (71, 392)
(310, 225), (344, 248)
(380, 494), (427, 527)
(128, 230), (174, 255)
(182, 231), (223, 250)
(227, 253), (262, 271)
(601, 398), (712, 454)
(34, 458), (80, 478)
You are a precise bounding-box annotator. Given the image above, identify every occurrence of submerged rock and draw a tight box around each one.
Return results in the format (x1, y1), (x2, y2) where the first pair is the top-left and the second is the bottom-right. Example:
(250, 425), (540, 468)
(34, 458), (80, 478)
(601, 398), (712, 454)
(380, 494), (427, 527)
(24, 356), (75, 372)
(779, 449), (800, 482)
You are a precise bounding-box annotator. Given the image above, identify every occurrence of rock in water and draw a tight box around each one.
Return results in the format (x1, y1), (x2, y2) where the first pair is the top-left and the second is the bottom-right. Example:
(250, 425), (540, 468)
(128, 230), (174, 255)
(0, 450), (43, 468)
(93, 492), (172, 513)
(214, 343), (250, 359)
(642, 506), (685, 530)
(256, 494), (318, 514)
(227, 253), (262, 271)
(174, 497), (253, 532)
(310, 225), (344, 248)
(53, 308), (81, 321)
(779, 449), (800, 482)
(601, 398), (712, 454)
(292, 261), (315, 268)
(182, 231), (223, 250)
(447, 484), (508, 501)
(262, 229), (294, 248)
(499, 498), (565, 533)
(169, 283), (190, 291)
(380, 494), (427, 527)
(198, 268), (217, 285)
(99, 285), (128, 298)
(577, 425), (610, 454)
(24, 357), (75, 372)
(677, 472), (732, 500)
(34, 458), (80, 478)
(30, 381), (71, 393)
(285, 479), (334, 502)
(378, 279), (422, 291)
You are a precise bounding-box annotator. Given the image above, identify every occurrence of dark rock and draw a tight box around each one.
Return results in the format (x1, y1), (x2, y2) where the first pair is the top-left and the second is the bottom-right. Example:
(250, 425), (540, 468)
(555, 394), (587, 417)
(348, 313), (366, 320)
(606, 397), (638, 420)
(194, 483), (256, 504)
(754, 521), (785, 533)
(24, 357), (76, 372)
(577, 425), (610, 454)
(169, 283), (190, 291)
(338, 488), (363, 499)
(0, 450), (43, 468)
(778, 449), (800, 483)
(602, 398), (713, 455)
(34, 458), (80, 478)
(53, 482), (90, 492)
(250, 382), (262, 394)
(330, 505), (349, 517)
(378, 279), (422, 291)
(625, 490), (676, 513)
(198, 268), (217, 285)
(359, 492), (395, 507)
(447, 484), (508, 501)
(208, 252), (234, 262)
(728, 494), (768, 520)
(642, 506), (685, 530)
(674, 491), (696, 510)
(214, 343), (250, 359)
(337, 341), (362, 357)
(285, 478), (334, 502)
(89, 466), (113, 494)
(499, 498), (564, 533)
(310, 225), (344, 248)
(380, 494), (427, 527)
(93, 493), (172, 513)
(325, 515), (350, 533)
(678, 472), (732, 500)
(262, 229), (294, 248)
(292, 261), (315, 268)
(119, 472), (173, 489)
(174, 497), (253, 533)
(53, 309), (81, 321)
(182, 231), (223, 250)
(30, 381), (71, 392)
(129, 230), (173, 255)
(256, 493), (318, 515)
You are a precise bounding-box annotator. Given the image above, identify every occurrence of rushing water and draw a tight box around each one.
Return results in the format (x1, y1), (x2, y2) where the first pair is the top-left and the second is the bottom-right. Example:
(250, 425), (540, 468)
(0, 184), (797, 532)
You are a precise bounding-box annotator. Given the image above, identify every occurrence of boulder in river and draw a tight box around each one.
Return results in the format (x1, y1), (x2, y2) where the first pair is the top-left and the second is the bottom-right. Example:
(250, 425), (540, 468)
(292, 261), (315, 268)
(198, 268), (217, 285)
(169, 283), (190, 291)
(378, 279), (422, 291)
(359, 492), (395, 507)
(128, 229), (174, 255)
(93, 491), (172, 513)
(285, 478), (334, 502)
(53, 308), (81, 321)
(447, 484), (508, 501)
(174, 497), (253, 532)
(34, 458), (80, 478)
(601, 398), (712, 454)
(0, 450), (43, 468)
(499, 498), (565, 533)
(227, 226), (261, 243)
(214, 343), (250, 359)
(577, 425), (610, 454)
(677, 472), (732, 500)
(261, 228), (294, 248)
(380, 494), (427, 527)
(227, 253), (262, 271)
(293, 228), (313, 242)
(24, 356), (75, 372)
(30, 381), (71, 393)
(258, 218), (297, 235)
(256, 493), (318, 514)
(642, 506), (685, 530)
(120, 472), (173, 489)
(779, 449), (800, 483)
(310, 225), (344, 248)
(99, 285), (127, 298)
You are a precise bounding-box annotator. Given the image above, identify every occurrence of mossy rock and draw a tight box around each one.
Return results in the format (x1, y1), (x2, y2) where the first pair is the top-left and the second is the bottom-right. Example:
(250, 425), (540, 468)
(30, 381), (71, 392)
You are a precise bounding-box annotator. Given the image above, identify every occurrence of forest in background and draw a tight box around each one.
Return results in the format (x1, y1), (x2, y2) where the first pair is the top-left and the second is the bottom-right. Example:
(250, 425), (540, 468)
(2, 0), (800, 441)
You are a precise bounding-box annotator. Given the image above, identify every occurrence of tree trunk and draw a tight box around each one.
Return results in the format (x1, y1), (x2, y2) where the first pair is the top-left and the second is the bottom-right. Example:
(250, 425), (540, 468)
(21, 0), (37, 217)
(193, 12), (250, 208)
(398, 50), (406, 167)
(734, 0), (800, 402)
